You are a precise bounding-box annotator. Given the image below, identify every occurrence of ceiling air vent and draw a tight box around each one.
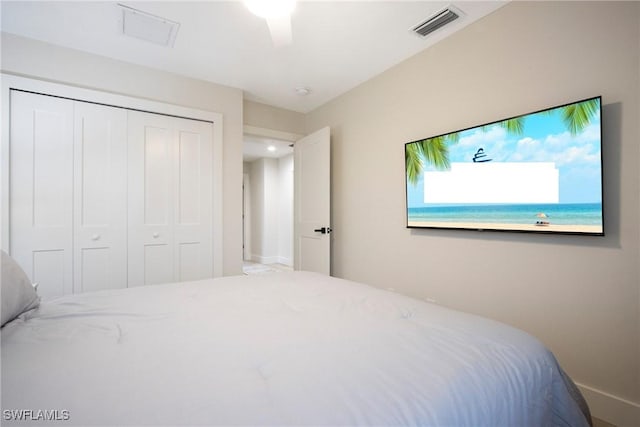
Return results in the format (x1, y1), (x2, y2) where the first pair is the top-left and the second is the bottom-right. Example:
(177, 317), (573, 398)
(411, 6), (461, 37)
(119, 4), (180, 47)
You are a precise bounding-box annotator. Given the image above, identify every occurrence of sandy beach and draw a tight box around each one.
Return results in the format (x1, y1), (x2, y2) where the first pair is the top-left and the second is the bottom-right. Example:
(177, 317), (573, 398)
(407, 221), (603, 234)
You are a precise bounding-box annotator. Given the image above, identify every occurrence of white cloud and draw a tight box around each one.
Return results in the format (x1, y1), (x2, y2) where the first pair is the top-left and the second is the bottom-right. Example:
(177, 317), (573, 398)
(544, 122), (600, 148)
(543, 132), (568, 149)
(517, 136), (539, 149)
(448, 126), (509, 162)
(457, 126), (507, 147)
(552, 144), (600, 166)
(448, 120), (601, 167)
(576, 122), (601, 143)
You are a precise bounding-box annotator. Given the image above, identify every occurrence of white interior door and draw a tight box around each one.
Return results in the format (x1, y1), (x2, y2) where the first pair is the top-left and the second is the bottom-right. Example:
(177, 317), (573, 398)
(128, 111), (213, 287)
(9, 91), (74, 298)
(73, 102), (127, 293)
(294, 127), (331, 274)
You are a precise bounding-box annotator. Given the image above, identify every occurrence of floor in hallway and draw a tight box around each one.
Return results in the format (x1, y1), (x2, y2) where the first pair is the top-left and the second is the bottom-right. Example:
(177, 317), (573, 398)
(242, 261), (293, 275)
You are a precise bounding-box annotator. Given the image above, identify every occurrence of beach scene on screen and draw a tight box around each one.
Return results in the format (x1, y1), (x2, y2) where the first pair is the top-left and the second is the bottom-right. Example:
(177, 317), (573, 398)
(405, 98), (603, 234)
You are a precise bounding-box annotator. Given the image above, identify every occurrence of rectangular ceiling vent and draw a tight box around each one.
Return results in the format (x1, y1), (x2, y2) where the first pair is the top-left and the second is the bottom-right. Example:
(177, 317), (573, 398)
(119, 4), (180, 47)
(411, 6), (461, 38)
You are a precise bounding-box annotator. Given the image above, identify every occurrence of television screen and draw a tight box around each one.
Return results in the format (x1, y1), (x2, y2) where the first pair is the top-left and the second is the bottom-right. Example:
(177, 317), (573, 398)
(405, 96), (603, 235)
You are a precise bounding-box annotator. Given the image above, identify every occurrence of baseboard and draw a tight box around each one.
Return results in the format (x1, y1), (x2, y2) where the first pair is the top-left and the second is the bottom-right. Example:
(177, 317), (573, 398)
(576, 382), (640, 427)
(250, 254), (292, 266)
(277, 256), (293, 266)
(250, 255), (279, 265)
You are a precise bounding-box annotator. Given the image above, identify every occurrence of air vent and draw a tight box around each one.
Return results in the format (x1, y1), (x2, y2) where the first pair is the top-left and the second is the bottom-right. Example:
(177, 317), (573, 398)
(119, 4), (180, 47)
(411, 6), (460, 37)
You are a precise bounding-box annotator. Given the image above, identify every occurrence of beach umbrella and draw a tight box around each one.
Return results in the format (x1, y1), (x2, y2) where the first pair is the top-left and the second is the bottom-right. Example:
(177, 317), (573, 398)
(536, 212), (548, 218)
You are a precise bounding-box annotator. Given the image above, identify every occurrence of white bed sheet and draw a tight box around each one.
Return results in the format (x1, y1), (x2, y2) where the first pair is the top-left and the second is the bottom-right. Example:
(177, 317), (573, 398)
(2, 271), (589, 426)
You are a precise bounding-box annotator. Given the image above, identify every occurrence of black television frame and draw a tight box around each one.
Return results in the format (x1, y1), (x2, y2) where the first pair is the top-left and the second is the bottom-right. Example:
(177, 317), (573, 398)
(404, 96), (604, 236)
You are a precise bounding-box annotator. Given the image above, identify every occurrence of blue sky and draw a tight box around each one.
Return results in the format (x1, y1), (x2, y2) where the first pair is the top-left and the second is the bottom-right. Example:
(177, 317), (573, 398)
(407, 100), (602, 207)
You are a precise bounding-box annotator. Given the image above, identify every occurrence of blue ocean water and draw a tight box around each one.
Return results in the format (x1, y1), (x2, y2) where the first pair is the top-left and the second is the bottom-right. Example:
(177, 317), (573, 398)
(407, 203), (602, 226)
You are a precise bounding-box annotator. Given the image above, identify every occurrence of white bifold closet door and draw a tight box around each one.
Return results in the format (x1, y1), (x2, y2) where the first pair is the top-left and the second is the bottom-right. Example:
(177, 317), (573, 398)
(127, 110), (213, 287)
(10, 91), (127, 298)
(10, 91), (214, 298)
(73, 102), (128, 293)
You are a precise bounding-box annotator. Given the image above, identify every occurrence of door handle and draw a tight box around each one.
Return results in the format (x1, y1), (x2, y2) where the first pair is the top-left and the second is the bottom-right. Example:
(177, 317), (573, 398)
(313, 227), (332, 234)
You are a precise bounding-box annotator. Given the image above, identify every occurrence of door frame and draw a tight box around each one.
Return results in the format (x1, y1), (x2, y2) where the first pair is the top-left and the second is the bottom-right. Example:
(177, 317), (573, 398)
(1, 74), (224, 276)
(243, 125), (302, 266)
(242, 172), (252, 261)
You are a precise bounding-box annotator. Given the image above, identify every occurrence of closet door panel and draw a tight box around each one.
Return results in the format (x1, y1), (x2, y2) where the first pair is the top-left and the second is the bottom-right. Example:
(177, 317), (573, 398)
(32, 250), (66, 299)
(128, 111), (175, 287)
(178, 131), (201, 224)
(73, 102), (127, 293)
(128, 111), (213, 286)
(143, 244), (173, 285)
(178, 242), (201, 282)
(78, 248), (111, 292)
(174, 123), (213, 281)
(10, 91), (74, 298)
(144, 126), (173, 225)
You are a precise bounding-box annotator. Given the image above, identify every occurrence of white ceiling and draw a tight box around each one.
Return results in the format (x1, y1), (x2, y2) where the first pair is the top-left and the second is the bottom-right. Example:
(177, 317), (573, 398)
(0, 0), (506, 114)
(243, 135), (293, 162)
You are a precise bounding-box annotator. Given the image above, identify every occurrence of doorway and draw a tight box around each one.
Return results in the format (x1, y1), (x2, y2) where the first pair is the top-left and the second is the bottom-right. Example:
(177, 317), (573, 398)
(242, 134), (294, 273)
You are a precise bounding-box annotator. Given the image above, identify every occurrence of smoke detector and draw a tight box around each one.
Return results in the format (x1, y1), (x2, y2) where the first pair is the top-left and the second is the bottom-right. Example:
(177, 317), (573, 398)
(295, 87), (311, 96)
(411, 5), (462, 38)
(119, 4), (180, 47)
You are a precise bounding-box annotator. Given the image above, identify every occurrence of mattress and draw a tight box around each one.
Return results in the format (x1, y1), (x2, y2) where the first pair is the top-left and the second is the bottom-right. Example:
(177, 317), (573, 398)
(1, 271), (590, 426)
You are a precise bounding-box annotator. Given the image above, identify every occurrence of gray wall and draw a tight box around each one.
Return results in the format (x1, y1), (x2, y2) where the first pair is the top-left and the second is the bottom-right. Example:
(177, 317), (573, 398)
(306, 2), (639, 422)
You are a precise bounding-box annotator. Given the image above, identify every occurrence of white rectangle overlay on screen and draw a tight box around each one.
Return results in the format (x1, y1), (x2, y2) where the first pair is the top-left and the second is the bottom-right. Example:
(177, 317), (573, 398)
(424, 162), (559, 204)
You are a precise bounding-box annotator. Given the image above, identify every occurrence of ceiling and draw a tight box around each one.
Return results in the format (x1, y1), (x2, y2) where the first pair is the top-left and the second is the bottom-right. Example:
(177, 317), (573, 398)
(0, 0), (506, 114)
(243, 135), (293, 162)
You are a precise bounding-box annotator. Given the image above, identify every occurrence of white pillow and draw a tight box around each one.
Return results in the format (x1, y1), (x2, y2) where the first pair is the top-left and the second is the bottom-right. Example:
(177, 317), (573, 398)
(1, 250), (40, 327)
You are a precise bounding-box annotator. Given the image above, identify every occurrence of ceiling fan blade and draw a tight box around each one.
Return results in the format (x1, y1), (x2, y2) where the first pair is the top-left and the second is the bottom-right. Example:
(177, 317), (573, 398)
(265, 15), (292, 47)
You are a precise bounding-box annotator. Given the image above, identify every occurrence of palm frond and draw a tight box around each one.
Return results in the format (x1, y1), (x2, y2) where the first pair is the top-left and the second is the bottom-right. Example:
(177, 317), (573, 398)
(500, 117), (525, 135)
(406, 133), (454, 186)
(421, 136), (450, 171)
(561, 99), (599, 135)
(445, 131), (461, 145)
(405, 143), (424, 187)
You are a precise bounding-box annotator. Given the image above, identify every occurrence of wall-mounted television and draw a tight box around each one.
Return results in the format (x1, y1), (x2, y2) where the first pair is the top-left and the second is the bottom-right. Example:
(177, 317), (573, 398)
(405, 96), (603, 235)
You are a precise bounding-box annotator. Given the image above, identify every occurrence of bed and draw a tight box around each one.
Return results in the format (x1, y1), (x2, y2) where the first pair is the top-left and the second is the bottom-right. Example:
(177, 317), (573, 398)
(2, 252), (590, 426)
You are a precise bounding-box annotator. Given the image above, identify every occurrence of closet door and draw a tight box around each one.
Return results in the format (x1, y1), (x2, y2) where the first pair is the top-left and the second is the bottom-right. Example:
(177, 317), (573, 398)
(73, 102), (127, 293)
(127, 111), (213, 287)
(173, 118), (214, 282)
(9, 91), (74, 299)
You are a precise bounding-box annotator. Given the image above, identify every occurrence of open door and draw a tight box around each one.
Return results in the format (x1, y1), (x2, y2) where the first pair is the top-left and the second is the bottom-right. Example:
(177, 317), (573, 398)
(294, 127), (331, 274)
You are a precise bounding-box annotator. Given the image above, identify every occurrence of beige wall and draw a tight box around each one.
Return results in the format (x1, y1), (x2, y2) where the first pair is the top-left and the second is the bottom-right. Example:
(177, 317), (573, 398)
(306, 2), (639, 424)
(244, 100), (305, 135)
(1, 33), (245, 276)
(248, 158), (279, 263)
